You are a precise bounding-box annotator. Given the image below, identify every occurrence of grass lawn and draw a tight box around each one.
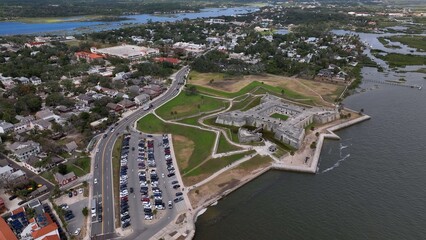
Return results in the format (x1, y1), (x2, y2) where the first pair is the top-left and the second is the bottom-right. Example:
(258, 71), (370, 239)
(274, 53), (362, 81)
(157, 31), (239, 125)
(189, 81), (306, 100)
(237, 155), (273, 171)
(66, 164), (86, 177)
(203, 117), (240, 143)
(386, 35), (426, 52)
(74, 156), (91, 173)
(156, 92), (226, 120)
(377, 53), (426, 67)
(216, 133), (242, 153)
(137, 114), (216, 172)
(230, 95), (262, 111)
(112, 135), (124, 228)
(40, 171), (55, 184)
(185, 150), (256, 177)
(270, 113), (289, 121)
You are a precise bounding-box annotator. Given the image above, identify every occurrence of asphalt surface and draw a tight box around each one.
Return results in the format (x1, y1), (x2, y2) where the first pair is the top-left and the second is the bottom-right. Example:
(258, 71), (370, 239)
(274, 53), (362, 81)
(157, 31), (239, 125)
(91, 66), (189, 239)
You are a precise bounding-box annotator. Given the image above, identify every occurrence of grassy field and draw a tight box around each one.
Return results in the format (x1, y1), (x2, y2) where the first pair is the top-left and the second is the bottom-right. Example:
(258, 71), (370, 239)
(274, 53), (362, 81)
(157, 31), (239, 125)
(270, 113), (289, 121)
(185, 150), (256, 178)
(112, 135), (124, 228)
(386, 35), (426, 52)
(156, 92), (226, 120)
(137, 114), (216, 173)
(189, 71), (343, 105)
(237, 155), (273, 171)
(203, 117), (240, 142)
(217, 133), (242, 153)
(378, 53), (426, 67)
(74, 156), (91, 173)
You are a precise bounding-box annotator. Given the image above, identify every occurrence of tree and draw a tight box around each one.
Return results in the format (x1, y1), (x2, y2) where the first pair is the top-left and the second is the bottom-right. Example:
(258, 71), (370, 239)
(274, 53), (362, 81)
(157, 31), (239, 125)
(82, 207), (89, 217)
(57, 164), (68, 175)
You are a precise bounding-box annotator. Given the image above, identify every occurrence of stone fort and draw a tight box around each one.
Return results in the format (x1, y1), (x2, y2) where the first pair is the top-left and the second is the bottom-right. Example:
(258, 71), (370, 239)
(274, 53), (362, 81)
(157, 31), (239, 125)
(216, 94), (340, 148)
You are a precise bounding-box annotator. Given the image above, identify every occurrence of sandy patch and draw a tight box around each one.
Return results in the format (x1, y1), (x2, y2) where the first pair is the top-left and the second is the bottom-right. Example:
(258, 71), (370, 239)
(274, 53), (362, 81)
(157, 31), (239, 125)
(172, 135), (195, 170)
(188, 158), (272, 209)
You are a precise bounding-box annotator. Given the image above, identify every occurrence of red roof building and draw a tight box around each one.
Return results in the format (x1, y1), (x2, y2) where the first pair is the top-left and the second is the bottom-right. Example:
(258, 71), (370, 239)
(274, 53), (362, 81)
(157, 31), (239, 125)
(154, 57), (181, 65)
(30, 213), (60, 240)
(75, 51), (104, 62)
(0, 218), (18, 240)
(0, 197), (5, 211)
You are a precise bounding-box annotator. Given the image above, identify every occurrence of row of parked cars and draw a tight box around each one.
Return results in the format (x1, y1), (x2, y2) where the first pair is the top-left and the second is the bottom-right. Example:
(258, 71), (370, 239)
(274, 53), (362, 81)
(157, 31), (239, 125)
(119, 135), (131, 229)
(139, 139), (166, 221)
(162, 135), (184, 204)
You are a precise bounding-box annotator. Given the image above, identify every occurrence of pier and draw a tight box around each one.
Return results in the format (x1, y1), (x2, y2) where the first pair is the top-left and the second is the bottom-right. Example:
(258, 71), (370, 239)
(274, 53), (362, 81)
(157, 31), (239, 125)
(363, 79), (422, 90)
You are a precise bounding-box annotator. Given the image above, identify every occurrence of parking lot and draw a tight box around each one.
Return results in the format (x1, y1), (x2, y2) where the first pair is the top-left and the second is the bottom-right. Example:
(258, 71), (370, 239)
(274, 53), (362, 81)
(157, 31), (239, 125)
(55, 187), (87, 238)
(120, 133), (187, 232)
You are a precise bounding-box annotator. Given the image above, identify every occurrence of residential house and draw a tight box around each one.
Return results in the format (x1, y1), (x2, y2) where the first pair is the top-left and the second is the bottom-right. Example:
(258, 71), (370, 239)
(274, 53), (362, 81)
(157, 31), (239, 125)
(117, 99), (136, 109)
(54, 172), (77, 187)
(0, 121), (14, 134)
(29, 76), (42, 85)
(0, 75), (15, 90)
(14, 77), (30, 85)
(23, 156), (50, 174)
(0, 217), (18, 240)
(128, 85), (141, 95)
(112, 72), (132, 81)
(13, 121), (32, 134)
(75, 51), (104, 62)
(35, 109), (60, 122)
(0, 166), (26, 184)
(134, 93), (150, 105)
(77, 94), (93, 106)
(20, 213), (60, 240)
(32, 119), (52, 131)
(116, 92), (129, 99)
(8, 141), (41, 161)
(63, 141), (78, 153)
(106, 103), (123, 113)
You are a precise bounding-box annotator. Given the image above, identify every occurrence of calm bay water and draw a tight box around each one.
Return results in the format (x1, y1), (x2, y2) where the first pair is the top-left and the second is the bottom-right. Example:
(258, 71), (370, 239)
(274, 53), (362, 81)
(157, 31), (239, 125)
(194, 42), (426, 239)
(0, 7), (257, 36)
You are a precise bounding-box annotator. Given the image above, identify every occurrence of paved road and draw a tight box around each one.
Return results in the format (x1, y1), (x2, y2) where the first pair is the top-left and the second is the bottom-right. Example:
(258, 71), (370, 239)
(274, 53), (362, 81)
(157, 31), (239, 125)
(91, 66), (189, 239)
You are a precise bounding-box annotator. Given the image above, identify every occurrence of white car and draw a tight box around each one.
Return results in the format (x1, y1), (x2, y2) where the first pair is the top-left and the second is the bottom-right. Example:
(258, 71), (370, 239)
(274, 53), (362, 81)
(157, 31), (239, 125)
(144, 215), (153, 220)
(79, 188), (83, 194)
(94, 178), (98, 184)
(74, 228), (81, 236)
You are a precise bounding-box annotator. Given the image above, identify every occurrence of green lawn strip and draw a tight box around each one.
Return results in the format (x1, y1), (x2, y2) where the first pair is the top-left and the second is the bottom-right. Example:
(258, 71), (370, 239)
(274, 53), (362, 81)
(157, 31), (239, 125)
(376, 53), (426, 67)
(251, 87), (314, 105)
(240, 96), (262, 111)
(156, 92), (226, 120)
(112, 135), (124, 228)
(66, 164), (86, 177)
(137, 114), (216, 172)
(185, 150), (256, 177)
(216, 133), (242, 154)
(41, 171), (55, 184)
(237, 155), (273, 171)
(270, 113), (289, 121)
(203, 117), (239, 142)
(177, 115), (204, 126)
(229, 95), (261, 111)
(386, 35), (426, 52)
(189, 81), (307, 100)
